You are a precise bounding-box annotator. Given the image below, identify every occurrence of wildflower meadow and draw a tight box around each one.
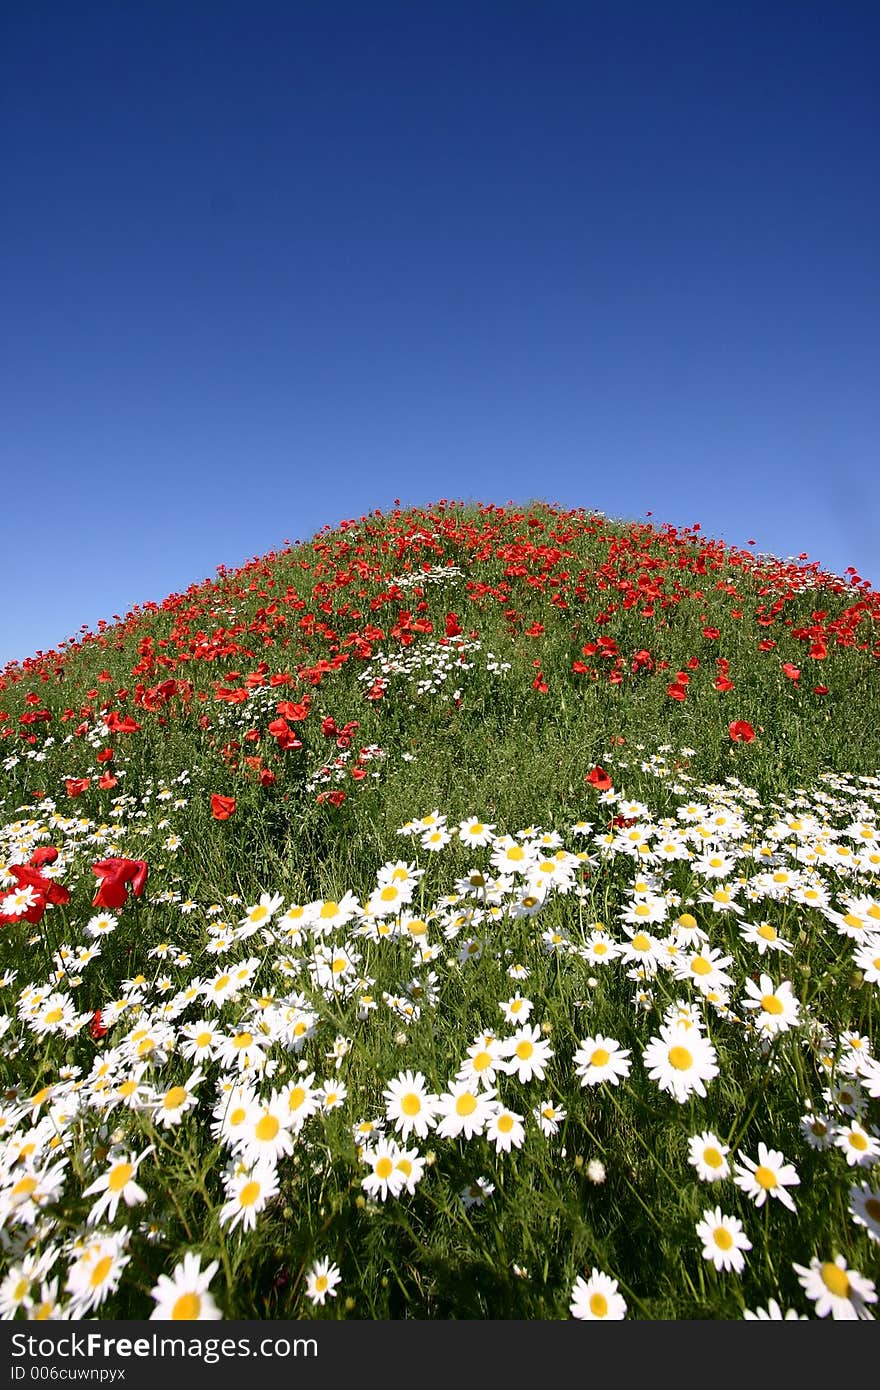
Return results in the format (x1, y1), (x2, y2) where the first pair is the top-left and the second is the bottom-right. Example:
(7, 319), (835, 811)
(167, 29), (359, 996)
(1, 500), (879, 1321)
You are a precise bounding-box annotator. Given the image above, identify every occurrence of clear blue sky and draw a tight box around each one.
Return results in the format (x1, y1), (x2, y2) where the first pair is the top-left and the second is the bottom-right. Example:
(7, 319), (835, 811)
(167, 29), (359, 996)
(2, 1), (878, 666)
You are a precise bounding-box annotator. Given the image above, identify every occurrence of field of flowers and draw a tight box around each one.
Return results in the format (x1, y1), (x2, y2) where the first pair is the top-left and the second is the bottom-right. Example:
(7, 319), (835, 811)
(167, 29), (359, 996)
(1, 500), (879, 1320)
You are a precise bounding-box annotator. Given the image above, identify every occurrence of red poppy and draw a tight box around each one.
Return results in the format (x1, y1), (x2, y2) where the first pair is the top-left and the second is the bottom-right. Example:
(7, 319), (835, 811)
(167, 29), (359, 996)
(729, 720), (756, 743)
(268, 717), (302, 751)
(782, 662), (801, 681)
(211, 793), (237, 821)
(97, 772), (118, 790)
(0, 860), (70, 927)
(104, 713), (142, 734)
(91, 858), (149, 908)
(89, 1009), (108, 1041)
(28, 847), (59, 869)
(65, 777), (91, 797)
(585, 766), (613, 791)
(445, 612), (462, 637)
(666, 682), (687, 701)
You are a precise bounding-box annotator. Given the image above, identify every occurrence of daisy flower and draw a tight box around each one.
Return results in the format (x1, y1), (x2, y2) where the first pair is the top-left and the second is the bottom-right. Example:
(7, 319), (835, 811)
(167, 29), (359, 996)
(456, 1035), (505, 1090)
(65, 1232), (130, 1315)
(733, 1142), (800, 1212)
(460, 1176), (495, 1208)
(149, 1252), (223, 1320)
(853, 940), (880, 986)
(382, 1070), (439, 1140)
(220, 1161), (279, 1233)
(848, 1182), (880, 1243)
(393, 1146), (426, 1195)
(457, 817), (496, 848)
(738, 919), (793, 956)
(696, 1206), (752, 1273)
(499, 993), (534, 1025)
(793, 1254), (877, 1320)
(569, 1268), (627, 1320)
(485, 1105), (526, 1154)
(434, 1082), (497, 1140)
(237, 1090), (296, 1163)
(533, 1100), (567, 1137)
(304, 1257), (342, 1307)
(740, 975), (800, 1035)
(82, 1146), (153, 1224)
(642, 1023), (719, 1103)
(673, 947), (735, 995)
(420, 826), (452, 852)
(687, 1131), (730, 1183)
(360, 1139), (406, 1201)
(800, 1110), (835, 1150)
(281, 1074), (321, 1133)
(834, 1119), (880, 1168)
(153, 1069), (204, 1128)
(572, 1034), (632, 1087)
(501, 1024), (553, 1083)
(237, 891), (285, 937)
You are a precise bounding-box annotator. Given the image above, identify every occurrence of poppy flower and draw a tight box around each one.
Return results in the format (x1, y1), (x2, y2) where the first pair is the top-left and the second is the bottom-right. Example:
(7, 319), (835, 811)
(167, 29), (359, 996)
(586, 766), (613, 791)
(666, 682), (688, 702)
(65, 777), (91, 797)
(445, 613), (463, 637)
(211, 793), (237, 821)
(781, 663), (801, 682)
(89, 1009), (108, 1041)
(91, 858), (149, 908)
(28, 847), (59, 869)
(729, 720), (756, 743)
(0, 860), (71, 927)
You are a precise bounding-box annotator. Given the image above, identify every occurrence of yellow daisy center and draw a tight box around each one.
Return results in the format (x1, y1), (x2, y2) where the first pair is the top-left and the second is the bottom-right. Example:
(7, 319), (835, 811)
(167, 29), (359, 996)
(820, 1263), (850, 1298)
(255, 1114), (280, 1142)
(108, 1162), (133, 1193)
(171, 1292), (202, 1319)
(90, 1256), (113, 1288)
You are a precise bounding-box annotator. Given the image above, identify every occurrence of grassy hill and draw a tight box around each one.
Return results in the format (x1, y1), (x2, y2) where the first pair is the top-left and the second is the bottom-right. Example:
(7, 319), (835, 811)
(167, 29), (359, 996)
(1, 500), (879, 1319)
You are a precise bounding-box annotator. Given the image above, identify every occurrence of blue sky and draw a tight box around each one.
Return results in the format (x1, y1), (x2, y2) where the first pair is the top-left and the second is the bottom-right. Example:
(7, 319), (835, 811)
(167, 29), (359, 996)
(2, 1), (878, 667)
